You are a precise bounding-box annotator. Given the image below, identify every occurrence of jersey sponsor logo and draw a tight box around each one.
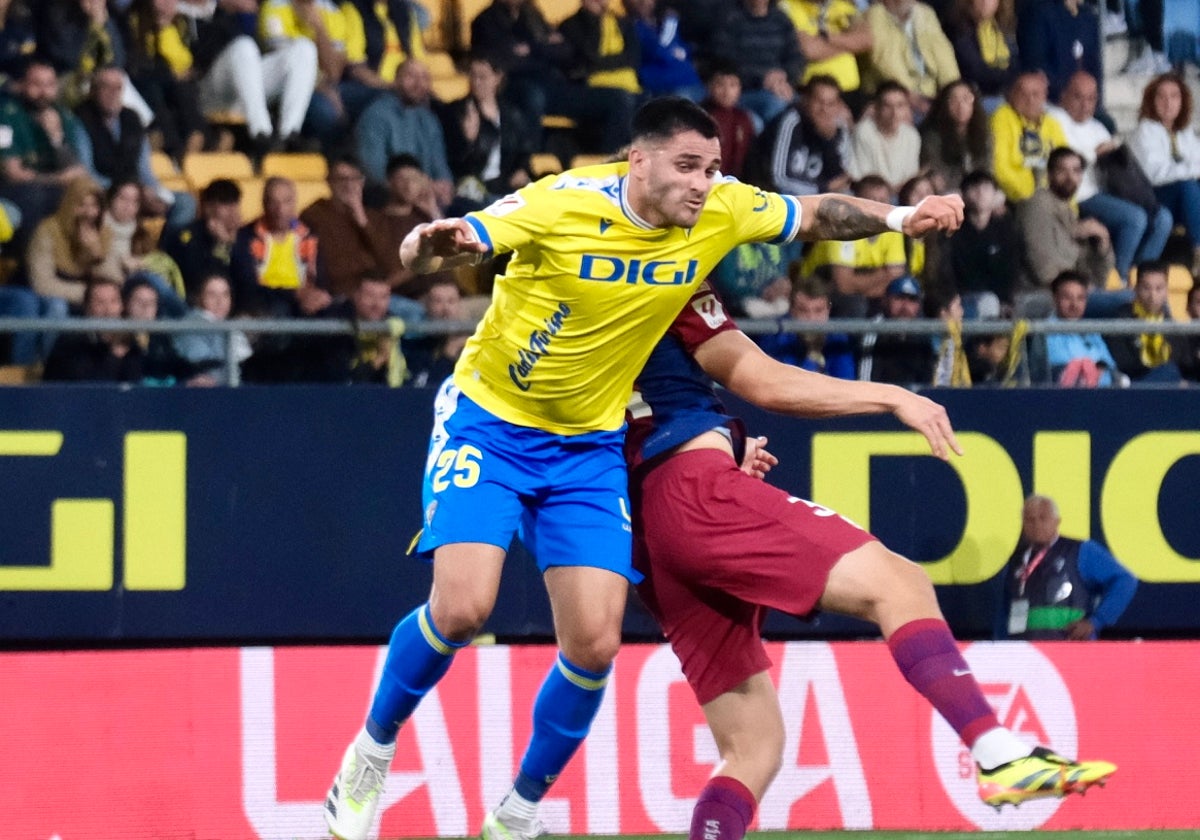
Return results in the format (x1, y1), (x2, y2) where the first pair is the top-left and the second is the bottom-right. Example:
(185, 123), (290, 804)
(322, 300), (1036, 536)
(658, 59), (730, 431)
(579, 254), (700, 286)
(508, 302), (572, 391)
(691, 293), (728, 329)
(483, 193), (526, 217)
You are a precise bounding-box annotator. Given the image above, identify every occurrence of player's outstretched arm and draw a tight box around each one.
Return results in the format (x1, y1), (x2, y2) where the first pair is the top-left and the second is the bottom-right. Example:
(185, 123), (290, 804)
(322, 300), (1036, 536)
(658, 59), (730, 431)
(795, 193), (965, 241)
(693, 330), (963, 460)
(400, 218), (490, 274)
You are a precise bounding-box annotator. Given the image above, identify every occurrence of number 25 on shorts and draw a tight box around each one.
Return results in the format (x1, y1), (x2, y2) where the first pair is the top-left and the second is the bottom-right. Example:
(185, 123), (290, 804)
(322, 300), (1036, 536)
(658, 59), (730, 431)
(431, 445), (483, 492)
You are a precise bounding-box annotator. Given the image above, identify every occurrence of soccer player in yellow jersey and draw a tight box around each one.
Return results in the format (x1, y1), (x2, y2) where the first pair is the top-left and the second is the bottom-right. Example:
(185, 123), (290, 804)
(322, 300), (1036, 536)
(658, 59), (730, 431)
(323, 97), (964, 840)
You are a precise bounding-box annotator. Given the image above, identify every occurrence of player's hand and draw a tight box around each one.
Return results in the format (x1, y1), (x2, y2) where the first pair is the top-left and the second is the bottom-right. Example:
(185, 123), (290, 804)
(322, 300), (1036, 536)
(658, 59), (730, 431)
(903, 194), (964, 237)
(416, 219), (488, 258)
(740, 435), (778, 479)
(893, 391), (962, 461)
(1065, 618), (1095, 641)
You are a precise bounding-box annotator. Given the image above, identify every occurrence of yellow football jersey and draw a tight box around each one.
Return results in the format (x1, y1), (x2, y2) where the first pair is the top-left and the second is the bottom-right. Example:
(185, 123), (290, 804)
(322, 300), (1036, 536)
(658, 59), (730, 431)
(800, 231), (906, 276)
(457, 163), (803, 434)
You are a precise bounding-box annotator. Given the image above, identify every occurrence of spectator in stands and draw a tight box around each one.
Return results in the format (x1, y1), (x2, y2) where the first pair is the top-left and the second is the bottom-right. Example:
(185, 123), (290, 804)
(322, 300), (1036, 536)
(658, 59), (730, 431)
(990, 70), (1066, 204)
(122, 273), (208, 385)
(1121, 0), (1169, 76)
(189, 0), (319, 154)
(1016, 0), (1103, 108)
(160, 177), (241, 298)
(42, 275), (145, 381)
(927, 283), (970, 385)
(799, 174), (905, 315)
(356, 59), (453, 205)
(939, 169), (1016, 314)
(1180, 283), (1200, 382)
(402, 274), (469, 388)
(947, 0), (1017, 112)
(755, 270), (856, 378)
(849, 80), (921, 194)
(124, 0), (211, 161)
(898, 171), (936, 280)
(26, 175), (117, 310)
(996, 494), (1137, 640)
(35, 0), (153, 122)
(858, 273), (935, 384)
(755, 74), (851, 196)
(557, 0), (641, 154)
(780, 0), (872, 116)
(300, 155), (404, 300)
(346, 0), (428, 90)
(1042, 269), (1122, 386)
(74, 64), (196, 232)
(919, 78), (991, 192)
(711, 238), (799, 319)
(863, 0), (960, 119)
(966, 324), (1024, 385)
(229, 176), (329, 317)
(0, 59), (90, 241)
(660, 0), (728, 61)
(1017, 146), (1113, 294)
(436, 53), (534, 208)
(700, 61), (755, 181)
(1105, 259), (1186, 383)
(0, 196), (68, 367)
(1051, 72), (1171, 285)
(173, 271), (252, 385)
(1128, 73), (1200, 278)
(259, 0), (379, 153)
(304, 270), (398, 384)
(0, 0), (37, 94)
(98, 178), (187, 317)
(626, 0), (703, 101)
(711, 0), (805, 129)
(469, 0), (570, 136)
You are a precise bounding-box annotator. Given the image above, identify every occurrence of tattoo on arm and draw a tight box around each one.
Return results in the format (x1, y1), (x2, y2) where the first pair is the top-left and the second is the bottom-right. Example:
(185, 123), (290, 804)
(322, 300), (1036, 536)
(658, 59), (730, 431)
(811, 198), (889, 240)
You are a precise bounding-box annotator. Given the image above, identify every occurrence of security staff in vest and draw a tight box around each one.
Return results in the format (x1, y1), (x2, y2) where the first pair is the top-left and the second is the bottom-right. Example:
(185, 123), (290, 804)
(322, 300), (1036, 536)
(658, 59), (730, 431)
(996, 494), (1137, 640)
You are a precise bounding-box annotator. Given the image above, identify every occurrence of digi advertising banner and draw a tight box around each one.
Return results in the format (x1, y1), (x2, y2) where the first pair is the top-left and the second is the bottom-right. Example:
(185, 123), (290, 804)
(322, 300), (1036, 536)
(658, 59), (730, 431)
(1, 641), (1195, 840)
(0, 387), (1199, 642)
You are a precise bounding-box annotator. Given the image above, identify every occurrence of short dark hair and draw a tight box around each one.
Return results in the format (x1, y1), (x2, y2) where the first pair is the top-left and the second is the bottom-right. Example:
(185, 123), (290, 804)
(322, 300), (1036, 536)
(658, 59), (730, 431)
(803, 74), (841, 97)
(386, 153), (423, 177)
(875, 80), (910, 102)
(329, 153), (364, 173)
(631, 96), (718, 144)
(201, 178), (242, 206)
(788, 270), (829, 300)
(851, 174), (891, 197)
(960, 169), (997, 192)
(1050, 270), (1089, 295)
(1135, 259), (1170, 283)
(1048, 146), (1084, 171)
(121, 275), (159, 307)
(703, 59), (742, 83)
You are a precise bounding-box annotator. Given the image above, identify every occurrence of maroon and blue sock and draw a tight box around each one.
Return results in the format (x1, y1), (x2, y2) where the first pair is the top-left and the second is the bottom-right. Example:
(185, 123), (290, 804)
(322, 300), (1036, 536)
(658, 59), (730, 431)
(887, 617), (1000, 747)
(689, 776), (756, 840)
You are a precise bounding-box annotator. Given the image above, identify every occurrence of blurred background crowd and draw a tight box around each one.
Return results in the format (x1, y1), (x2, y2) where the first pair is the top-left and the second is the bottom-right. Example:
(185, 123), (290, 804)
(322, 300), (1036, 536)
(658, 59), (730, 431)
(0, 0), (1198, 388)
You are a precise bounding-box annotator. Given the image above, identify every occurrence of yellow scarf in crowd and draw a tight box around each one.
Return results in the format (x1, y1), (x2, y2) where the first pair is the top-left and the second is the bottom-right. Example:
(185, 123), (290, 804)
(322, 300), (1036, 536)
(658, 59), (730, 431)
(1133, 300), (1171, 367)
(588, 14), (641, 93)
(978, 19), (1010, 69)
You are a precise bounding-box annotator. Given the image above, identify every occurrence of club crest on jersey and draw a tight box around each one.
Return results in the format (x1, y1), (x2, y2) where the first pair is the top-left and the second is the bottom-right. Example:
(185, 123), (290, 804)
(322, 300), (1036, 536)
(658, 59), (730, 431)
(691, 293), (728, 328)
(579, 254), (700, 285)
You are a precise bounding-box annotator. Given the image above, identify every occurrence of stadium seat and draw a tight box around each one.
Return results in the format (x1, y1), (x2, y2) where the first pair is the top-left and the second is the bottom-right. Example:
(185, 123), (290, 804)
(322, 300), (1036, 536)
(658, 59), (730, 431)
(237, 177), (265, 220)
(294, 179), (332, 212)
(261, 153), (328, 181)
(432, 73), (470, 102)
(530, 153), (563, 176)
(569, 154), (610, 169)
(425, 51), (458, 79)
(537, 0), (579, 25)
(150, 150), (180, 180)
(183, 151), (255, 190)
(541, 114), (576, 130)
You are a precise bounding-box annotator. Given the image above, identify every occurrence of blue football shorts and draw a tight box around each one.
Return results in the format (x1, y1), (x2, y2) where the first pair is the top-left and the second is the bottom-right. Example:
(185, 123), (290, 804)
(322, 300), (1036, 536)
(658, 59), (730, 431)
(414, 378), (640, 582)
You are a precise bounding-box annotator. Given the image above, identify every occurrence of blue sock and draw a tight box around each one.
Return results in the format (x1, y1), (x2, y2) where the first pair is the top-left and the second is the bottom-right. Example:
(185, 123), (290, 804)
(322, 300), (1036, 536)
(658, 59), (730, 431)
(514, 653), (611, 802)
(366, 603), (467, 744)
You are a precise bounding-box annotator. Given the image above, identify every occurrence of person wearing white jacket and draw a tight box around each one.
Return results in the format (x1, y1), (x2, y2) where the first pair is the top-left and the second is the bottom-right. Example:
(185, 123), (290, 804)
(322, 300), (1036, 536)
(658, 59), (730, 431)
(1127, 73), (1200, 275)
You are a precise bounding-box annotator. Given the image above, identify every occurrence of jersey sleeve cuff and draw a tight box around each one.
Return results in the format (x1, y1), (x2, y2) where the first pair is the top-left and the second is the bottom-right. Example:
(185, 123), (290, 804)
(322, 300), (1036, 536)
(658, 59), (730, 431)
(464, 215), (494, 254)
(769, 194), (803, 244)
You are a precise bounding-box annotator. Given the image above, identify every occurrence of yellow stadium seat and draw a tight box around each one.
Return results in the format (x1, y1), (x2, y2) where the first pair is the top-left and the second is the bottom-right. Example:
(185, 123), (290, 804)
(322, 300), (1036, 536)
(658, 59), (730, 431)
(261, 152), (328, 181)
(236, 177), (265, 220)
(541, 114), (576, 130)
(294, 179), (332, 212)
(537, 0), (578, 26)
(432, 74), (470, 102)
(183, 151), (254, 190)
(150, 150), (180, 180)
(569, 154), (610, 169)
(530, 153), (563, 177)
(422, 0), (448, 50)
(425, 50), (458, 79)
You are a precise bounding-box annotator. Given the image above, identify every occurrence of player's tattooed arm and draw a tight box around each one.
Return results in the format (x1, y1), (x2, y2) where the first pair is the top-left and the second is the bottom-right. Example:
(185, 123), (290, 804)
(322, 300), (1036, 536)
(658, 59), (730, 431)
(809, 197), (889, 240)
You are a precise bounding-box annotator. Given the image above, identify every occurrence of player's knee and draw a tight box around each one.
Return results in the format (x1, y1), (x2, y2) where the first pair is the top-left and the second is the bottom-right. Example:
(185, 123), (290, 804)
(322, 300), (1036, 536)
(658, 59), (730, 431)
(559, 625), (621, 673)
(428, 597), (492, 642)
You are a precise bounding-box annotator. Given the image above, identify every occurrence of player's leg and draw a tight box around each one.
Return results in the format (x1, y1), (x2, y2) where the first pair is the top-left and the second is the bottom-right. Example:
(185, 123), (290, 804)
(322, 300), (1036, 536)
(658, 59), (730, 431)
(820, 541), (1116, 807)
(693, 672), (783, 840)
(485, 434), (633, 840)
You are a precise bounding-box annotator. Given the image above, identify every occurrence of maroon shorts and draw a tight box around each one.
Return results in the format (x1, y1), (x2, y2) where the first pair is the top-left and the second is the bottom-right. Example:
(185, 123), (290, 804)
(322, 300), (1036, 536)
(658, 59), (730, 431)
(633, 448), (875, 705)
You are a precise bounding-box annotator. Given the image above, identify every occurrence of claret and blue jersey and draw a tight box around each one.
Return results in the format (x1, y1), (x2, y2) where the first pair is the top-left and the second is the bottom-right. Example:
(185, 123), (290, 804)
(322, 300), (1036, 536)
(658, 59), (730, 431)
(455, 162), (803, 435)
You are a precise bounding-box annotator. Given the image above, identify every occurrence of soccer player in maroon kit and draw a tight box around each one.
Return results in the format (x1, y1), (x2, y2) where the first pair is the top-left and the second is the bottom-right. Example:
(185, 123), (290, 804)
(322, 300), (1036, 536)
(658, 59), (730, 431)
(625, 283), (1116, 840)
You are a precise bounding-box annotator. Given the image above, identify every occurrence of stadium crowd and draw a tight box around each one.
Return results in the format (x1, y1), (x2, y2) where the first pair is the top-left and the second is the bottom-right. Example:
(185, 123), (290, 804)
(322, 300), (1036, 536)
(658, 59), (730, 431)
(0, 0), (1198, 387)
